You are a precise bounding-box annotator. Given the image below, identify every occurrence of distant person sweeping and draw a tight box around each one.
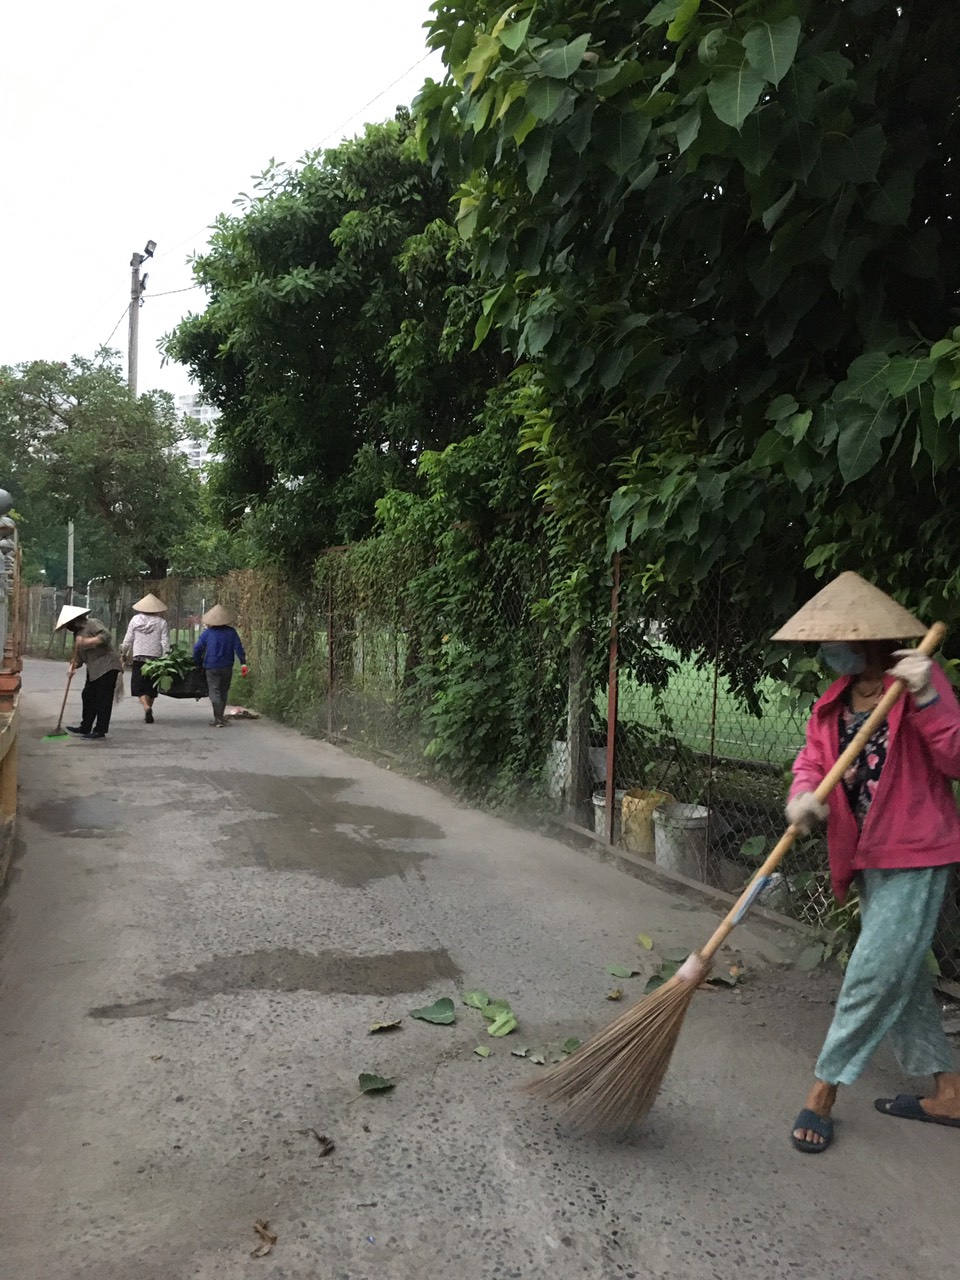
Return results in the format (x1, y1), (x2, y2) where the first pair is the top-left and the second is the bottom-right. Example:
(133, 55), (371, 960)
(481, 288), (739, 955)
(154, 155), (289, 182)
(55, 604), (123, 740)
(193, 604), (247, 728)
(121, 593), (170, 724)
(775, 573), (960, 1153)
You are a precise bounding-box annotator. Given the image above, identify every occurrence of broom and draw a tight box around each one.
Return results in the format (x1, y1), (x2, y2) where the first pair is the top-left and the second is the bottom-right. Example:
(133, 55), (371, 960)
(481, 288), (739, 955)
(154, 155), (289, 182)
(42, 646), (78, 741)
(525, 620), (947, 1133)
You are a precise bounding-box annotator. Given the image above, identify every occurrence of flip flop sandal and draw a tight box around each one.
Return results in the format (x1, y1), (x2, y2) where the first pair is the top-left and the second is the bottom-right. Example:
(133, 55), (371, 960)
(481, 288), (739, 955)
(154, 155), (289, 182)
(874, 1094), (960, 1128)
(791, 1108), (834, 1153)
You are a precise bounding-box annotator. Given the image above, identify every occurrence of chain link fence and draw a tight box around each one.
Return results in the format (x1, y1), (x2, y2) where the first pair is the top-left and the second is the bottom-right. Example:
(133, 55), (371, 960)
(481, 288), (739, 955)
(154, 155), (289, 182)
(22, 560), (960, 981)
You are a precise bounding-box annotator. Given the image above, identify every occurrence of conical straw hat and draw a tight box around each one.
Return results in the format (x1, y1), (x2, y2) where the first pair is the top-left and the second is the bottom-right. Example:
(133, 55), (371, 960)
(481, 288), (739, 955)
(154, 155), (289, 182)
(133, 592), (167, 614)
(202, 603), (235, 627)
(55, 604), (91, 631)
(771, 571), (926, 642)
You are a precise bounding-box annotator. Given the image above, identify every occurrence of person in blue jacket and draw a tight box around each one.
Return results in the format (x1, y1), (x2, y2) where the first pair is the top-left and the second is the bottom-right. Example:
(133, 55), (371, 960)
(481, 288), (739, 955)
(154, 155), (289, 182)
(193, 604), (247, 727)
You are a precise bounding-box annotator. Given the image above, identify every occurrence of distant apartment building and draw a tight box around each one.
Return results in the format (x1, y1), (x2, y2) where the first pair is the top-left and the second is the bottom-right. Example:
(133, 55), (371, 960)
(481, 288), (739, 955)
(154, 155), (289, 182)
(176, 393), (219, 472)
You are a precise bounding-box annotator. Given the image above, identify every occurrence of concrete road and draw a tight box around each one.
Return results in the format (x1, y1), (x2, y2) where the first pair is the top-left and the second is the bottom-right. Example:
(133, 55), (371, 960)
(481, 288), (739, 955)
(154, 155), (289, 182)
(2, 659), (958, 1279)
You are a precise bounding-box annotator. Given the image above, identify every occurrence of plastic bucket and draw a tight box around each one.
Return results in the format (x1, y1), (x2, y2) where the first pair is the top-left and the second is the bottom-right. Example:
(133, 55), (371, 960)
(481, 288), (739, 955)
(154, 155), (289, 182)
(653, 803), (711, 880)
(593, 788), (626, 843)
(621, 789), (674, 857)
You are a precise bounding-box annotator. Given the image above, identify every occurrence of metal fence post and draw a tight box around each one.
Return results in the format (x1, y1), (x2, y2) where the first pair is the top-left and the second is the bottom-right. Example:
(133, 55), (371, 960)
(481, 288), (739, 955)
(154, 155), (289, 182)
(327, 576), (334, 736)
(604, 552), (621, 845)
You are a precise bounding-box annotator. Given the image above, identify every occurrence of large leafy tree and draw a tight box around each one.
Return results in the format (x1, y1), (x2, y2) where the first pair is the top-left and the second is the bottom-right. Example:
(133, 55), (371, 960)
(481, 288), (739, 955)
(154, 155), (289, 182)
(165, 112), (503, 563)
(0, 354), (200, 582)
(417, 0), (960, 676)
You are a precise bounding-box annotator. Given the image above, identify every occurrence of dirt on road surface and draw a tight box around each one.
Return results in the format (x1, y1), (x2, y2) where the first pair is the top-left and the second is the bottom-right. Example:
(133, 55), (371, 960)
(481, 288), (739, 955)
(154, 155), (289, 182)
(2, 659), (958, 1279)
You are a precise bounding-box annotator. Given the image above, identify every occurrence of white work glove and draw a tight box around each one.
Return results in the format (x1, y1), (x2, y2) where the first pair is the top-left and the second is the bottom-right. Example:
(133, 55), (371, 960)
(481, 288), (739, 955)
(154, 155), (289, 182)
(786, 792), (829, 835)
(888, 650), (937, 706)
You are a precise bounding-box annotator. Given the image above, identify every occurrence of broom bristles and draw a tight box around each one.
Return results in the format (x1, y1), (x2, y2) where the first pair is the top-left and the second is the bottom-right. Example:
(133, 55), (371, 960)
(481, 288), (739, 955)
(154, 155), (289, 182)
(523, 969), (702, 1134)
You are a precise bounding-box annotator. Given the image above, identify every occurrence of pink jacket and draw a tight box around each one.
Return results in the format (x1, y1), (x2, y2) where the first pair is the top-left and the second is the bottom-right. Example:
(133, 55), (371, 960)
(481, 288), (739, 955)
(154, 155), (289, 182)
(790, 663), (960, 902)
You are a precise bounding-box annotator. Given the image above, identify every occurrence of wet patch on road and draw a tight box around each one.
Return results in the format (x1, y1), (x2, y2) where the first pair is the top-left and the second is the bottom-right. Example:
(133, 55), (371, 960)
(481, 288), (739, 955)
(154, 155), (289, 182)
(88, 945), (462, 1019)
(209, 774), (444, 885)
(27, 796), (130, 839)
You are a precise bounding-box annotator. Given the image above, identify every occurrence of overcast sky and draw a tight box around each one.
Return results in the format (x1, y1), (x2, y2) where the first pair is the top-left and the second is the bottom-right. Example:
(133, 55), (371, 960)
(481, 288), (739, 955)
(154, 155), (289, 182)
(2, 0), (443, 401)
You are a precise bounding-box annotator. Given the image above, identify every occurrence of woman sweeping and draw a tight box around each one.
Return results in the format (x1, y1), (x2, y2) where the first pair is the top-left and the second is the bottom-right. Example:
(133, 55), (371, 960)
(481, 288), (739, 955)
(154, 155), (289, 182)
(774, 572), (960, 1152)
(121, 593), (170, 724)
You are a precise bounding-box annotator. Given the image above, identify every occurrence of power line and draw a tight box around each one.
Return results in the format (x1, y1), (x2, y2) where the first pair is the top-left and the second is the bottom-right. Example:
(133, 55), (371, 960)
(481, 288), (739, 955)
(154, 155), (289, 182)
(147, 285), (202, 299)
(155, 226), (214, 263)
(316, 51), (433, 148)
(154, 52), (435, 265)
(100, 303), (130, 351)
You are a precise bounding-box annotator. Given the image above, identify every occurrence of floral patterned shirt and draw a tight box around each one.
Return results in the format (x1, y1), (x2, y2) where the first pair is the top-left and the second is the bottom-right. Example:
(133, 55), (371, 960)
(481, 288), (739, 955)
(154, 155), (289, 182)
(838, 693), (888, 830)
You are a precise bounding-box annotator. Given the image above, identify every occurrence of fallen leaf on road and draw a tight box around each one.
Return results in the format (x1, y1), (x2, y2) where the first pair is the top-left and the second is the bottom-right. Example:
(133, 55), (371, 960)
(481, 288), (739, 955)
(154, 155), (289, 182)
(358, 1073), (395, 1094)
(251, 1220), (277, 1258)
(606, 987), (623, 1001)
(706, 964), (745, 988)
(527, 1050), (546, 1065)
(606, 964), (639, 979)
(661, 947), (691, 963)
(462, 990), (490, 1009)
(474, 1045), (491, 1058)
(796, 944), (825, 972)
(480, 998), (513, 1022)
(644, 960), (680, 994)
(409, 997), (456, 1025)
(510, 1046), (530, 1058)
(486, 1009), (518, 1037)
(561, 1037), (582, 1055)
(368, 1019), (402, 1034)
(150, 1054), (163, 1061)
(636, 933), (654, 951)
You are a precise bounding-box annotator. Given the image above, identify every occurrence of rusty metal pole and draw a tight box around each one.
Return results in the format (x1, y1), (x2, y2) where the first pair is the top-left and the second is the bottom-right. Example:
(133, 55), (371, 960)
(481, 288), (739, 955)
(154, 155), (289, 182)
(704, 572), (723, 864)
(604, 552), (621, 844)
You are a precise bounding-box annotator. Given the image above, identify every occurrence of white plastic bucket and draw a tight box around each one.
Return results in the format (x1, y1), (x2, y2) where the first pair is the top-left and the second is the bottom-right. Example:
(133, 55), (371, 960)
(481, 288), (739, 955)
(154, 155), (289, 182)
(653, 803), (711, 880)
(593, 788), (626, 843)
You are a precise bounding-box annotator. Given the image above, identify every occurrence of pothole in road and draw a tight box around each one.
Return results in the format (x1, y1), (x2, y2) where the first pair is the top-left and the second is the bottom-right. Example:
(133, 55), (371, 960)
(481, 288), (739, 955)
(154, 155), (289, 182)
(89, 945), (462, 1019)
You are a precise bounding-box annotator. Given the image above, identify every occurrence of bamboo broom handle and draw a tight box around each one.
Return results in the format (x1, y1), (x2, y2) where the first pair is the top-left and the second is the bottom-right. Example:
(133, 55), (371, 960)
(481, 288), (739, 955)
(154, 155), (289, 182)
(698, 620), (947, 964)
(54, 642), (79, 732)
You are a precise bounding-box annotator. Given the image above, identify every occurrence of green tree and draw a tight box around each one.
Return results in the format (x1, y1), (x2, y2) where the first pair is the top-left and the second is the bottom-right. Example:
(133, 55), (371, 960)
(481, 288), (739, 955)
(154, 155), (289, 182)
(164, 112), (503, 563)
(0, 353), (200, 582)
(417, 0), (960, 678)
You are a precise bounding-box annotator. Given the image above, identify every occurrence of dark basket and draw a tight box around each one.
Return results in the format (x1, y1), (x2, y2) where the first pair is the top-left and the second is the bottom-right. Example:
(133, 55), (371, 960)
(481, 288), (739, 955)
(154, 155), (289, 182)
(161, 668), (208, 700)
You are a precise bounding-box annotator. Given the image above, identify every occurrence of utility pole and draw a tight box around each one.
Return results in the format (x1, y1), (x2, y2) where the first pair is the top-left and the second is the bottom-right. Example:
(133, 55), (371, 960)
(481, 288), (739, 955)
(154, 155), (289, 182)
(127, 239), (156, 395)
(66, 522), (75, 605)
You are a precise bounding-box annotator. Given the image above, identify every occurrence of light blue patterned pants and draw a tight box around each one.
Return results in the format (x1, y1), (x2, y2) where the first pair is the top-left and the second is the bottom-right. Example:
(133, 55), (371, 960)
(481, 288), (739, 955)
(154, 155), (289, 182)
(816, 866), (956, 1086)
